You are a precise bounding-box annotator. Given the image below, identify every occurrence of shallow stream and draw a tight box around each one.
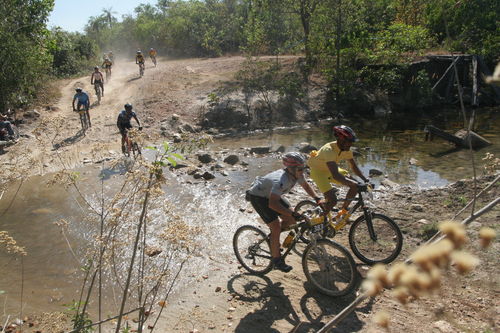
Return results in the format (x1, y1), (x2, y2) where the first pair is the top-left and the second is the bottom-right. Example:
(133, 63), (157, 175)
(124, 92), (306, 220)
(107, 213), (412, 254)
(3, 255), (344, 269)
(1, 108), (499, 321)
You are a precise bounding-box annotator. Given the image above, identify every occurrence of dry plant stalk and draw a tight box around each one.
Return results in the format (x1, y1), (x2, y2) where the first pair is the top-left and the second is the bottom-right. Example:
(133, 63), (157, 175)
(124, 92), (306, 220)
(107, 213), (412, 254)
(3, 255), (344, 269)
(361, 220), (483, 331)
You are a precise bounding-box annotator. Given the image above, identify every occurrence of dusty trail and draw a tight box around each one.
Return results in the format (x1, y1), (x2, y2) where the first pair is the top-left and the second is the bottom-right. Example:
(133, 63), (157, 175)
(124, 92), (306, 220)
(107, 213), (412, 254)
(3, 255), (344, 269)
(2, 56), (256, 176)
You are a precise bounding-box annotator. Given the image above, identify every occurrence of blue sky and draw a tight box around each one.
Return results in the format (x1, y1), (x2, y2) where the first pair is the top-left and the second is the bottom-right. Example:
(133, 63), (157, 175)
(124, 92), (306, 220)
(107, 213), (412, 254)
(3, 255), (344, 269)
(48, 0), (156, 32)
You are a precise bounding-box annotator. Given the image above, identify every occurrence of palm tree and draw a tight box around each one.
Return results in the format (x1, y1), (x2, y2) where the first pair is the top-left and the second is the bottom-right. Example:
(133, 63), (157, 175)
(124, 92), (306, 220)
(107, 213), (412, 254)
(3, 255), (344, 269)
(102, 7), (118, 28)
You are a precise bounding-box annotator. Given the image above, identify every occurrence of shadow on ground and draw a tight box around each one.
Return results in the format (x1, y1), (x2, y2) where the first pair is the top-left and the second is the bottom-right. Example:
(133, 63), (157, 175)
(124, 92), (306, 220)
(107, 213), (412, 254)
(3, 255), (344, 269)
(227, 273), (369, 333)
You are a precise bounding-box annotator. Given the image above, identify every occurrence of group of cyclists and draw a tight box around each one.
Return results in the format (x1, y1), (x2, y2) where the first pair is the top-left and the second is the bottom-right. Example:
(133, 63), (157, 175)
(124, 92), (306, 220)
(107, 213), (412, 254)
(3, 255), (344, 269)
(247, 125), (370, 272)
(71, 48), (156, 151)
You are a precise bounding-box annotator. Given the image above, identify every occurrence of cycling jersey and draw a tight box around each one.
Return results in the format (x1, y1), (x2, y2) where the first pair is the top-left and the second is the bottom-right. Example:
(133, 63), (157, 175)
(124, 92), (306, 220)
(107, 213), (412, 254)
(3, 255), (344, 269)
(117, 110), (137, 126)
(307, 141), (353, 192)
(73, 92), (89, 104)
(248, 169), (305, 198)
(136, 55), (145, 63)
(149, 50), (157, 57)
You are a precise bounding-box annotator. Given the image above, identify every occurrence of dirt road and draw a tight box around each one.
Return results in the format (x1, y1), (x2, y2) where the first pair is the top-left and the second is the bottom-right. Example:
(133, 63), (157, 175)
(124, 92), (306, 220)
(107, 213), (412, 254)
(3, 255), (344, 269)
(2, 56), (248, 176)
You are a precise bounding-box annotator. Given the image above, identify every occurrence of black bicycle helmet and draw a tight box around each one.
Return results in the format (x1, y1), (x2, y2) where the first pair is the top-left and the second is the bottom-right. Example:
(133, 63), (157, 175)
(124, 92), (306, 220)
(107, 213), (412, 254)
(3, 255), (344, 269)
(75, 87), (82, 92)
(124, 103), (133, 111)
(333, 125), (357, 142)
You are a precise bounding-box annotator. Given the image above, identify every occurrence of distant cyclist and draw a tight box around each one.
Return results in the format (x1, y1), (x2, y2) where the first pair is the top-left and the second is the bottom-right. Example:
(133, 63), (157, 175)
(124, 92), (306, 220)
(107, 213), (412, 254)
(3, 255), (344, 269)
(91, 66), (105, 96)
(149, 48), (157, 66)
(136, 50), (145, 70)
(72, 88), (91, 126)
(117, 103), (142, 152)
(108, 51), (114, 64)
(0, 113), (17, 142)
(102, 57), (113, 80)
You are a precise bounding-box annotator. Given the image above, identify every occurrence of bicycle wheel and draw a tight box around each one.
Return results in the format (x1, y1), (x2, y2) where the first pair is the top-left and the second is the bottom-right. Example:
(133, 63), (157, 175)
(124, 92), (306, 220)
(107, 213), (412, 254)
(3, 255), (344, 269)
(132, 142), (141, 158)
(79, 112), (87, 132)
(349, 213), (403, 265)
(233, 225), (273, 275)
(95, 85), (101, 104)
(302, 239), (357, 296)
(294, 200), (318, 243)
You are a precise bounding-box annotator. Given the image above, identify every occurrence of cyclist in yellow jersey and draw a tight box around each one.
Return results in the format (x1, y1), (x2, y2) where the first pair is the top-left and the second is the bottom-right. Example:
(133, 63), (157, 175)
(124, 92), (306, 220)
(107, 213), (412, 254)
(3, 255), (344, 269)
(308, 125), (369, 214)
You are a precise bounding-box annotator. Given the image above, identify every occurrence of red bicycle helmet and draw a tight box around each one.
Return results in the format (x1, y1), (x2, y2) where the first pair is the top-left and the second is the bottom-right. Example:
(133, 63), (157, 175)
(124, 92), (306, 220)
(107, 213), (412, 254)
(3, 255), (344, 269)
(333, 125), (357, 142)
(282, 152), (306, 168)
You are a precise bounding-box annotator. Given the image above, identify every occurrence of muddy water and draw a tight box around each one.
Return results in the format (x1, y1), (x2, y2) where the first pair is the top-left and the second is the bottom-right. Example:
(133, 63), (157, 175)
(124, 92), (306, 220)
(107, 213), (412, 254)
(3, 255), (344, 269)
(1, 109), (499, 321)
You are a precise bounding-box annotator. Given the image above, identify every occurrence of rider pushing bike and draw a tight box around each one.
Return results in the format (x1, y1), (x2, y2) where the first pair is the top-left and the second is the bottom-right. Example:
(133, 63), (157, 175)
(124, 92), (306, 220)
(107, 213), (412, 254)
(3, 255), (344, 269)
(246, 152), (323, 272)
(117, 103), (142, 153)
(308, 125), (370, 215)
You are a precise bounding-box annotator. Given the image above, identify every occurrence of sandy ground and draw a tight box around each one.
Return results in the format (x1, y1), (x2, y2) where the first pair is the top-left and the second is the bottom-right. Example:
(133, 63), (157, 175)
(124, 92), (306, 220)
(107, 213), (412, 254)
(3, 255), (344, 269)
(1, 57), (499, 332)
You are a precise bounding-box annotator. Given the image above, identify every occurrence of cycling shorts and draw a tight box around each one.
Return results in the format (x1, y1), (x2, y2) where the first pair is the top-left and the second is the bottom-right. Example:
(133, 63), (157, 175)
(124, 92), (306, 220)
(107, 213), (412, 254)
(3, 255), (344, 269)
(118, 123), (132, 135)
(248, 194), (290, 224)
(77, 101), (89, 110)
(309, 167), (350, 193)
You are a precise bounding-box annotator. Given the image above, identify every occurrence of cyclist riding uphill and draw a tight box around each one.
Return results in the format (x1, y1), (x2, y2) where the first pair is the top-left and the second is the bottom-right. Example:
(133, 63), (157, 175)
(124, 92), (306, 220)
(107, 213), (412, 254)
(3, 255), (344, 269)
(117, 103), (142, 150)
(102, 57), (113, 74)
(91, 66), (104, 96)
(246, 152), (323, 272)
(149, 48), (157, 58)
(72, 88), (90, 112)
(135, 50), (145, 65)
(308, 125), (369, 215)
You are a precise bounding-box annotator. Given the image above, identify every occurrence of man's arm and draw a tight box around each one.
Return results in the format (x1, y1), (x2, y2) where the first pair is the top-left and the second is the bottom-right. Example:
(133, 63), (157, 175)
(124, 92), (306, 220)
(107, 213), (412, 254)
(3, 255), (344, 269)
(133, 115), (141, 127)
(299, 180), (321, 202)
(347, 159), (368, 183)
(268, 193), (294, 217)
(90, 73), (94, 84)
(327, 161), (357, 187)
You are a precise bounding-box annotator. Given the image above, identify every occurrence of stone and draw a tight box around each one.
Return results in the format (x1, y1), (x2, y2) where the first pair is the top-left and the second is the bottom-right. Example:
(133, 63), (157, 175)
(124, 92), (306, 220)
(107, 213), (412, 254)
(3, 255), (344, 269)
(24, 110), (40, 118)
(409, 157), (418, 165)
(224, 154), (239, 165)
(202, 171), (215, 180)
(369, 168), (383, 177)
(417, 219), (430, 225)
(297, 143), (317, 154)
(275, 145), (286, 153)
(381, 179), (398, 188)
(198, 153), (213, 163)
(250, 146), (271, 154)
(411, 204), (424, 212)
(432, 320), (459, 333)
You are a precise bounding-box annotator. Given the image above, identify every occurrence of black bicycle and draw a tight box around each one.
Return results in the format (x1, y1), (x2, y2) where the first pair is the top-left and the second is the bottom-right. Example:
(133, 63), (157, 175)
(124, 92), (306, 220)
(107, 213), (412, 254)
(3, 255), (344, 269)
(294, 184), (403, 265)
(233, 216), (357, 297)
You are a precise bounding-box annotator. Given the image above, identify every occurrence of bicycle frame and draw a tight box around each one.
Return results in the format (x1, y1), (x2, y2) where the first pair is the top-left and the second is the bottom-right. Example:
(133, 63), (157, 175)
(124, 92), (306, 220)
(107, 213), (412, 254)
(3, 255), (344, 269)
(325, 186), (377, 240)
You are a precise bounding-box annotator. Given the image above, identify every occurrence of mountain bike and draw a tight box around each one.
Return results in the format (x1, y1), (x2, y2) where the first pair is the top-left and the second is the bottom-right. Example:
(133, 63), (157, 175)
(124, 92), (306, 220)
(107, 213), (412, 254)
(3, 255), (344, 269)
(233, 216), (357, 297)
(122, 127), (142, 158)
(74, 106), (91, 134)
(94, 82), (102, 104)
(138, 62), (145, 77)
(150, 55), (157, 67)
(294, 184), (403, 265)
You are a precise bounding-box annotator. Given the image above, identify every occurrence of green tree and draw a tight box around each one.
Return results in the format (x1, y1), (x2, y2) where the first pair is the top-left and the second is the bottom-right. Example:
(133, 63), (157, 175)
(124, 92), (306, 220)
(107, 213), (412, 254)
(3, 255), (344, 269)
(0, 0), (54, 111)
